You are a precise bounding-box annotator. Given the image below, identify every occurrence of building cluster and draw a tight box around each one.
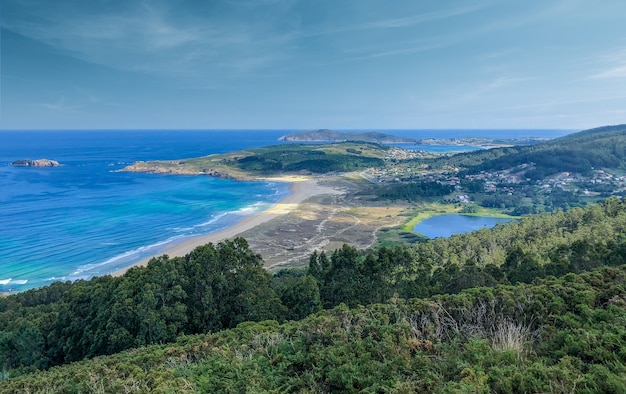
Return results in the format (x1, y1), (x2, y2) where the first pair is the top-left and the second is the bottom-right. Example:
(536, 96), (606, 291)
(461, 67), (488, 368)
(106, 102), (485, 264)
(362, 154), (626, 199)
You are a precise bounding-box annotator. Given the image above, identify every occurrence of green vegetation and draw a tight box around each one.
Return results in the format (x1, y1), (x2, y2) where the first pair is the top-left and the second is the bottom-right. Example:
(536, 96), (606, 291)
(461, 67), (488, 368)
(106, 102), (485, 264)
(123, 142), (389, 178)
(232, 143), (385, 174)
(368, 180), (455, 202)
(2, 198), (626, 391)
(3, 265), (626, 392)
(433, 124), (626, 178)
(0, 239), (282, 374)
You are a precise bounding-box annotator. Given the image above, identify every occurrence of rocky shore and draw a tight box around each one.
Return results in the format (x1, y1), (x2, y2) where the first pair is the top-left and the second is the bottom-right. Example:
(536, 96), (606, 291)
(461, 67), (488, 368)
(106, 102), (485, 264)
(120, 160), (244, 179)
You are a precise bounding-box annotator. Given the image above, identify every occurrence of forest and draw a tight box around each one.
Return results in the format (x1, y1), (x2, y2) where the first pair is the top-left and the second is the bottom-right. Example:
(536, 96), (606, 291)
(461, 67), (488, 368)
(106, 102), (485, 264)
(2, 198), (626, 392)
(234, 147), (384, 173)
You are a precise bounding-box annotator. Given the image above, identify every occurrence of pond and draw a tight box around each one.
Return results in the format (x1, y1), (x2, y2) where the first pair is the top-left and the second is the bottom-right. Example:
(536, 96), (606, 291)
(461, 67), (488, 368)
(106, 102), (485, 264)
(413, 214), (513, 239)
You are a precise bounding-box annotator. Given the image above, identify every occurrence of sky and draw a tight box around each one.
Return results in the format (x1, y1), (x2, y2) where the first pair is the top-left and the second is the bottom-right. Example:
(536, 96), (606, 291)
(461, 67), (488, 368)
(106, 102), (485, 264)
(1, 0), (626, 130)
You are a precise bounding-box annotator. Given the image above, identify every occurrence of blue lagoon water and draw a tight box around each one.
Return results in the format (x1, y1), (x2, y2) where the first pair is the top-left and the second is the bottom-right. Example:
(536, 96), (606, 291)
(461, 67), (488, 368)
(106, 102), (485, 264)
(0, 129), (569, 292)
(414, 214), (513, 239)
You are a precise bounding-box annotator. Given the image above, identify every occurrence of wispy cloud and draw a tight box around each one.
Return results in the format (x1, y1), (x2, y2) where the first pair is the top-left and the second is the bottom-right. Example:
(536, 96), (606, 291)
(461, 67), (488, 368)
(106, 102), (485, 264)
(341, 39), (451, 61)
(1, 0), (297, 82)
(346, 4), (485, 30)
(486, 76), (533, 89)
(475, 49), (517, 61)
(37, 87), (122, 112)
(300, 3), (486, 39)
(591, 65), (626, 79)
(453, 75), (535, 103)
(39, 97), (83, 111)
(588, 46), (626, 79)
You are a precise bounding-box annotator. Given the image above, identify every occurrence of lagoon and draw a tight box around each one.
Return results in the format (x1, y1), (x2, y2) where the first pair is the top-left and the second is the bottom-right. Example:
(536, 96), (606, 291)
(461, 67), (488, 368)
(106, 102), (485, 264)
(413, 214), (513, 239)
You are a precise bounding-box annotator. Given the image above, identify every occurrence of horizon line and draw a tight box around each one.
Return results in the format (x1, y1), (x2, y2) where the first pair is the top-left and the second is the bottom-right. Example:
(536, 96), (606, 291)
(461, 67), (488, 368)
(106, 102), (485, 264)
(0, 127), (580, 132)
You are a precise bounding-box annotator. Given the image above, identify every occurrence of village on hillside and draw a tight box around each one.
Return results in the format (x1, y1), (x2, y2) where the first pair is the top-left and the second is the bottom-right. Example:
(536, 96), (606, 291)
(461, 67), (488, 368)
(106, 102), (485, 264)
(362, 148), (626, 204)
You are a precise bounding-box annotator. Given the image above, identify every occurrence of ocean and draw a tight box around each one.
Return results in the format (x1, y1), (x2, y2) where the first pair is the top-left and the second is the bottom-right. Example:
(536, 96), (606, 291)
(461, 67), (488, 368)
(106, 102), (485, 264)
(0, 129), (573, 293)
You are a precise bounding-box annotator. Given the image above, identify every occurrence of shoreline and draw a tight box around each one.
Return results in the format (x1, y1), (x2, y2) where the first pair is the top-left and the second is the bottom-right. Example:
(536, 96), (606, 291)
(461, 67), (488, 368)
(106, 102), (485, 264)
(112, 176), (343, 276)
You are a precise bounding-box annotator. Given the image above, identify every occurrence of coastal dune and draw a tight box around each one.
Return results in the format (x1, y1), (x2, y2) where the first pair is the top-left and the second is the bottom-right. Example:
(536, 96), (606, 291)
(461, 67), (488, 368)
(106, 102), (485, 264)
(113, 177), (343, 276)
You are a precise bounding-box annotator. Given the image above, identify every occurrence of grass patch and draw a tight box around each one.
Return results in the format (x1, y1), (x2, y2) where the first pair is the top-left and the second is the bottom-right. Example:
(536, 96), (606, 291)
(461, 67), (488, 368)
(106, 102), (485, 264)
(400, 203), (458, 232)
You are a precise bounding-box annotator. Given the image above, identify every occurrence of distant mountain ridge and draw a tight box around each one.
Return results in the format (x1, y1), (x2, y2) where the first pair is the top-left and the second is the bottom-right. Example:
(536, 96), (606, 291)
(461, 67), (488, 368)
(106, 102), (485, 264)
(278, 129), (417, 144)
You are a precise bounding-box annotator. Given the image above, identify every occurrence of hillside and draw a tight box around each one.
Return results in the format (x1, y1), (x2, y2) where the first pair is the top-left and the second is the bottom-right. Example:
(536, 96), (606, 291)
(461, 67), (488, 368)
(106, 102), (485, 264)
(2, 265), (626, 392)
(434, 124), (626, 179)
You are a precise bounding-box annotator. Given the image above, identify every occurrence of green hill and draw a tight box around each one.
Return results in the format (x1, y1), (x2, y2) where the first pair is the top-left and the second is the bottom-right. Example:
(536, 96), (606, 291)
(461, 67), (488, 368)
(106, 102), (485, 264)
(433, 124), (626, 179)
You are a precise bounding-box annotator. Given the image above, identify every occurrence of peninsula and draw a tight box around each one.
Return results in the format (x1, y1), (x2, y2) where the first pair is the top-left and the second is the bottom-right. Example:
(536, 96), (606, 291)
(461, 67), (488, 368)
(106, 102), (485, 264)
(120, 141), (417, 179)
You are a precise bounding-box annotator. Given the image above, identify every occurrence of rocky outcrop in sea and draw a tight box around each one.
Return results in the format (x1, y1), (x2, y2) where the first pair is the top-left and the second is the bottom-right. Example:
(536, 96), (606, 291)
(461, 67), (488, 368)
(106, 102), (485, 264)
(11, 159), (61, 167)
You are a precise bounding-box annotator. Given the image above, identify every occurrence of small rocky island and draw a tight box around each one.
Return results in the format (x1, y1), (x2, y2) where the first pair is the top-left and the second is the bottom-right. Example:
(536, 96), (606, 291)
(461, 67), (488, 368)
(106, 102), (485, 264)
(11, 159), (60, 167)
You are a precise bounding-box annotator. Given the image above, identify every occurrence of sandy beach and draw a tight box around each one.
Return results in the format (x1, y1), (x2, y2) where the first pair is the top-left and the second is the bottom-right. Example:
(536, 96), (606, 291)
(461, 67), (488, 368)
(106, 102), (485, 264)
(112, 177), (343, 276)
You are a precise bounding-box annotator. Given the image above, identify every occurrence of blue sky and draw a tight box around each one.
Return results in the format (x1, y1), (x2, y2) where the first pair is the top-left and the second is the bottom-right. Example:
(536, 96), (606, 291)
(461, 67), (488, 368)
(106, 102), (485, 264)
(1, 0), (626, 130)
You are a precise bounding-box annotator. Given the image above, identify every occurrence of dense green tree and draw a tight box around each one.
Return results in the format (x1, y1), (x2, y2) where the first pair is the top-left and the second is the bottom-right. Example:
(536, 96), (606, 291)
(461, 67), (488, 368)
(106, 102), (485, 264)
(274, 273), (322, 321)
(3, 198), (626, 377)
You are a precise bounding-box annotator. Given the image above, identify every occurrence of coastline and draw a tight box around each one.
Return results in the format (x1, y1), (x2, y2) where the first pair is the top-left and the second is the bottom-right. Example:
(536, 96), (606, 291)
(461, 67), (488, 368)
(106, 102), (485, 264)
(112, 176), (343, 276)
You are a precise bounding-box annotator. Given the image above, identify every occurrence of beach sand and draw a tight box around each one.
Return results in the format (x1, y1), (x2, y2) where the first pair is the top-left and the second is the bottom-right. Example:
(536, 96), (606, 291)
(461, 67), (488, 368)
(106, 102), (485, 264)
(112, 177), (343, 276)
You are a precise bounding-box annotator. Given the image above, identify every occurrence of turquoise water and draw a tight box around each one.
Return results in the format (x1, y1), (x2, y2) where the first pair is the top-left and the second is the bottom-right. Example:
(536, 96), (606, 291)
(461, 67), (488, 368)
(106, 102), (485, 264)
(0, 129), (568, 292)
(0, 130), (292, 292)
(413, 214), (513, 238)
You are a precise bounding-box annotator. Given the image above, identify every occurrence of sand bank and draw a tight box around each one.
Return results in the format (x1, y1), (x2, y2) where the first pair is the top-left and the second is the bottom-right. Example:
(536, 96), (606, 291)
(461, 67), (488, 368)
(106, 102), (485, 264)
(112, 178), (343, 276)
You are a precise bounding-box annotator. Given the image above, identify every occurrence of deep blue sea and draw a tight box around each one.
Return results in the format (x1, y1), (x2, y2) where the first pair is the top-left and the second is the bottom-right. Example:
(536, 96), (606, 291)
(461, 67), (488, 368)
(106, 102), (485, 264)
(0, 129), (572, 292)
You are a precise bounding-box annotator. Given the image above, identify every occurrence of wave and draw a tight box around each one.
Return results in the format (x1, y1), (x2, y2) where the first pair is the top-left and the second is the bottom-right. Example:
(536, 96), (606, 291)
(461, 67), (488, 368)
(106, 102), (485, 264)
(72, 235), (186, 275)
(169, 212), (228, 232)
(75, 201), (272, 276)
(233, 202), (266, 214)
(168, 202), (266, 234)
(0, 278), (28, 285)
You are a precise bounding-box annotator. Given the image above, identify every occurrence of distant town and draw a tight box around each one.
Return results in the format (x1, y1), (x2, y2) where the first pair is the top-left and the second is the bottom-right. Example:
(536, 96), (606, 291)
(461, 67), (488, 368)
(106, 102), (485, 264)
(362, 147), (626, 202)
